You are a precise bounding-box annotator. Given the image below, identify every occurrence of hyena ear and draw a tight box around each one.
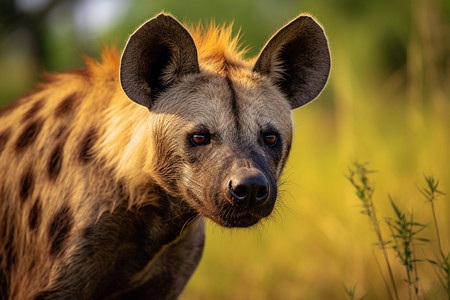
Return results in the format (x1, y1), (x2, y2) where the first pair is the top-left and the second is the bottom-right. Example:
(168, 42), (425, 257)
(253, 15), (331, 109)
(120, 13), (200, 109)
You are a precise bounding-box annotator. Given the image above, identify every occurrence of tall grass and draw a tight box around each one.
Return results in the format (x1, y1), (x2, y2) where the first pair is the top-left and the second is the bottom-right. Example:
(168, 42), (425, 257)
(386, 197), (426, 299)
(347, 162), (449, 299)
(420, 176), (450, 299)
(346, 162), (399, 300)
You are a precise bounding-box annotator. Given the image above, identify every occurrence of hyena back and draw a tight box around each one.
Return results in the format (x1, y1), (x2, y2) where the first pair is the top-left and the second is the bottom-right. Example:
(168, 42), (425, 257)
(0, 13), (330, 299)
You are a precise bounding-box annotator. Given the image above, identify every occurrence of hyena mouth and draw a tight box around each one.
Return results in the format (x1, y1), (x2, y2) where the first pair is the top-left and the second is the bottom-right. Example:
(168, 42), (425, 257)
(212, 202), (276, 228)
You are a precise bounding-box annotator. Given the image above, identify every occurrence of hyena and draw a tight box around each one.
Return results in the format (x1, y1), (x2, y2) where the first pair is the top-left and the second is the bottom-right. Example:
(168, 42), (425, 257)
(0, 13), (330, 299)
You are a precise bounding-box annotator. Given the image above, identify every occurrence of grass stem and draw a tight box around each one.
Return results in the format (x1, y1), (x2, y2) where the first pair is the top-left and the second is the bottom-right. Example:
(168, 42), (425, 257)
(346, 162), (399, 300)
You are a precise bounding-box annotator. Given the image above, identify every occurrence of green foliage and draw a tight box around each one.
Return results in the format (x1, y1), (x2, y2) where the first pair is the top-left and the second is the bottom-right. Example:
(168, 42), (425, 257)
(343, 284), (367, 300)
(347, 164), (450, 300)
(346, 162), (376, 220)
(347, 162), (399, 300)
(386, 196), (427, 297)
(420, 176), (450, 299)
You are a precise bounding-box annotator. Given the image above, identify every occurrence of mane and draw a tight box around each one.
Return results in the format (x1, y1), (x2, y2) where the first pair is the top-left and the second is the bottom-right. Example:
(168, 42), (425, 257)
(188, 21), (250, 72)
(82, 19), (250, 80)
(84, 45), (121, 78)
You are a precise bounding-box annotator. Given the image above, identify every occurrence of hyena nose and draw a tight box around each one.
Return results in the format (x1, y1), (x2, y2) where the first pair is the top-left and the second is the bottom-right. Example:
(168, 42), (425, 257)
(227, 169), (270, 208)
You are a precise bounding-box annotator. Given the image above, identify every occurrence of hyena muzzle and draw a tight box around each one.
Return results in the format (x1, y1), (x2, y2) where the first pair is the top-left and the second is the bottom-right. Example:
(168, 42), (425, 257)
(0, 13), (330, 299)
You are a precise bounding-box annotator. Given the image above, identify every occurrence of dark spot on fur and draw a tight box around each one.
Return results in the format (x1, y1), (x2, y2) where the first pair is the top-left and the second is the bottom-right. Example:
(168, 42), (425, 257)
(6, 247), (17, 272)
(79, 127), (97, 163)
(0, 208), (17, 277)
(20, 167), (34, 203)
(22, 99), (44, 121)
(55, 93), (77, 117)
(0, 128), (11, 155)
(55, 125), (67, 139)
(48, 144), (63, 179)
(3, 215), (17, 272)
(0, 268), (9, 299)
(5, 248), (15, 267)
(48, 205), (73, 256)
(28, 258), (36, 272)
(0, 208), (8, 241)
(16, 119), (44, 151)
(29, 199), (42, 230)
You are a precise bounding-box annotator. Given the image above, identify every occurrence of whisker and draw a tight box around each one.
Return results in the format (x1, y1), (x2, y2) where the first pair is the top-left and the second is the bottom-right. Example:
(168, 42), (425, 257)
(179, 214), (200, 235)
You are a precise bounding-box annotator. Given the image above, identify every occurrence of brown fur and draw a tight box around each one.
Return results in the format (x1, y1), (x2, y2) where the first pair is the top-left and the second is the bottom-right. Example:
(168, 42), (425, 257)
(0, 13), (330, 299)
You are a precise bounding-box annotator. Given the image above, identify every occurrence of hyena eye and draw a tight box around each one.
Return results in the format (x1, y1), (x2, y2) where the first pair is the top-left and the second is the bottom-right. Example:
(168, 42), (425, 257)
(264, 134), (278, 147)
(190, 134), (210, 146)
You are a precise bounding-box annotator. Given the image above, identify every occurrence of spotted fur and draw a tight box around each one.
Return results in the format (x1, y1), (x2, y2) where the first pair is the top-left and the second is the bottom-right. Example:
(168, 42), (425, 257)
(0, 13), (330, 299)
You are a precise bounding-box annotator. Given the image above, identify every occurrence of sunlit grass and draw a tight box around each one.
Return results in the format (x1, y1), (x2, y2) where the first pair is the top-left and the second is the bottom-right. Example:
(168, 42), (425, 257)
(346, 163), (450, 299)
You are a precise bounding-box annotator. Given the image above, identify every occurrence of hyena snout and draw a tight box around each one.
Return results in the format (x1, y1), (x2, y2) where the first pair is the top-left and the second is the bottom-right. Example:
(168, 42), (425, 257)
(227, 168), (270, 208)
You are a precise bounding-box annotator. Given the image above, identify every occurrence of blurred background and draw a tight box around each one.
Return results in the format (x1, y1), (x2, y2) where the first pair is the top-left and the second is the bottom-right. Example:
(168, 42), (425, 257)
(1, 0), (449, 298)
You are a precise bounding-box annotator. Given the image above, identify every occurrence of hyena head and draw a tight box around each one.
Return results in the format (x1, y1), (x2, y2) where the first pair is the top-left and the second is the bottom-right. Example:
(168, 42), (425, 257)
(120, 14), (330, 227)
